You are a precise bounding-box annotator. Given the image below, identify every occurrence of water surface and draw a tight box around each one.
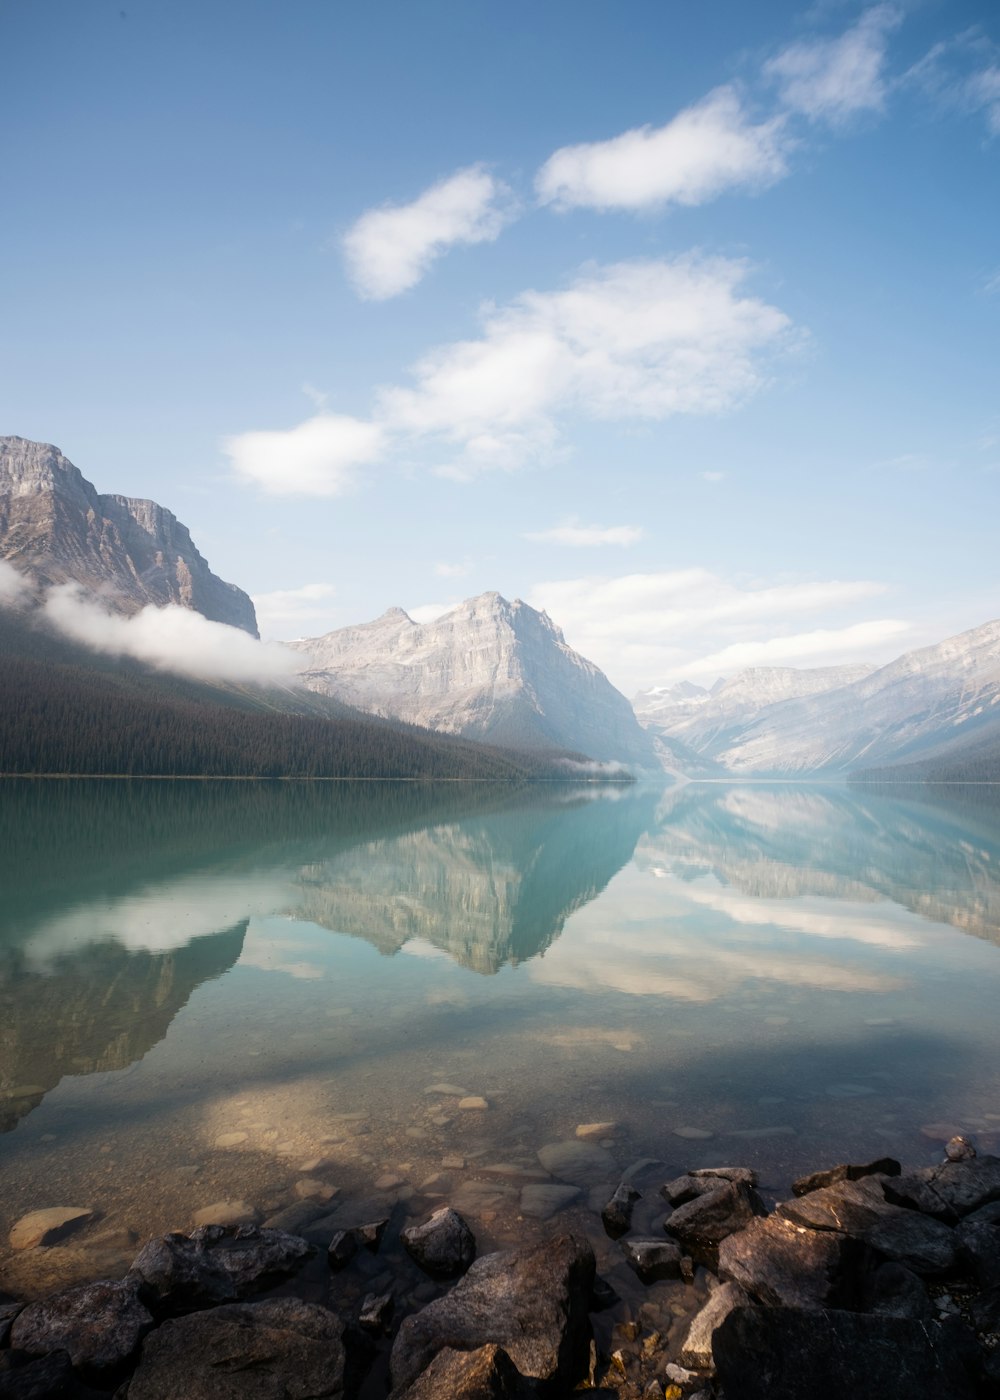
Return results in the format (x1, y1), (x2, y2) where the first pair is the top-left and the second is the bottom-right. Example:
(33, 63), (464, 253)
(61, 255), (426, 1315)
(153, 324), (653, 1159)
(2, 777), (1000, 1292)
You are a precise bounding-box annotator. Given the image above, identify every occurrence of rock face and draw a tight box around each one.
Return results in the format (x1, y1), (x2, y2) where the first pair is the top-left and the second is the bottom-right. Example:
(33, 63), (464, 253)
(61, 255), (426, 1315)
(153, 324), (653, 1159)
(125, 1298), (345, 1400)
(0, 437), (257, 634)
(390, 1234), (595, 1394)
(291, 593), (659, 768)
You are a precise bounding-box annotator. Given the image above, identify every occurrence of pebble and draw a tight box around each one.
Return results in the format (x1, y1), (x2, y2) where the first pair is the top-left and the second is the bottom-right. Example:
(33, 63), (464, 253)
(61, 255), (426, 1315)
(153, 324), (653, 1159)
(673, 1126), (714, 1141)
(214, 1132), (249, 1148)
(190, 1199), (257, 1228)
(459, 1096), (489, 1111)
(576, 1122), (617, 1139)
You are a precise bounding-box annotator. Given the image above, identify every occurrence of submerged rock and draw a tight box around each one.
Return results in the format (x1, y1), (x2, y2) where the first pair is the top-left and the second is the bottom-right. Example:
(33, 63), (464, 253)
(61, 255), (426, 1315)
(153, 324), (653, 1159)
(620, 1239), (682, 1284)
(519, 1184), (581, 1221)
(328, 1217), (389, 1270)
(130, 1224), (312, 1311)
(8, 1208), (94, 1252)
(401, 1208), (476, 1279)
(601, 1183), (640, 1238)
(126, 1298), (345, 1400)
(390, 1234), (595, 1394)
(536, 1140), (616, 1185)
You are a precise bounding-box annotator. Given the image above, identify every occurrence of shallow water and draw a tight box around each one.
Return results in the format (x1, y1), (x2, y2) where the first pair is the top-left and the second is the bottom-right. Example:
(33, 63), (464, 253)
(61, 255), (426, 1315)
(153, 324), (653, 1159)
(2, 776), (1000, 1293)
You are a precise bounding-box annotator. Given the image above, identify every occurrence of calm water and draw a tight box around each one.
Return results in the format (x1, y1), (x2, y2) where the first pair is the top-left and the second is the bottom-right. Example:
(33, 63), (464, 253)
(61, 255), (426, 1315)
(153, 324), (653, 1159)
(3, 777), (1000, 1293)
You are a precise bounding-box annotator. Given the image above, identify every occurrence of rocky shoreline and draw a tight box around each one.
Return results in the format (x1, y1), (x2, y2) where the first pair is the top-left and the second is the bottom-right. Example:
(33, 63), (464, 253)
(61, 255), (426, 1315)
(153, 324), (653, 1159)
(1, 1135), (999, 1399)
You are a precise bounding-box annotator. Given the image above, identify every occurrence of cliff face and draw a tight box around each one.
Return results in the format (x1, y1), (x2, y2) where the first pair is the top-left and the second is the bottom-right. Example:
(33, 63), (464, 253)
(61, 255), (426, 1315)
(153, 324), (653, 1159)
(0, 437), (258, 635)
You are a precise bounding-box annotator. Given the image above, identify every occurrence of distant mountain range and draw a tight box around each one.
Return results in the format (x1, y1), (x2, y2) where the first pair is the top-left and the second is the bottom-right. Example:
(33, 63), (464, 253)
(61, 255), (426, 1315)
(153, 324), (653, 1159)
(3, 434), (1000, 782)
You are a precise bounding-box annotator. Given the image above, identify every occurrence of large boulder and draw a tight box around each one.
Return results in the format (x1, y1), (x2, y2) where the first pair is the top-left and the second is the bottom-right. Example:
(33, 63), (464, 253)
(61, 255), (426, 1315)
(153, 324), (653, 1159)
(664, 1180), (766, 1257)
(130, 1224), (312, 1311)
(777, 1177), (959, 1276)
(792, 1158), (900, 1197)
(717, 1215), (869, 1309)
(713, 1305), (980, 1400)
(8, 1276), (152, 1375)
(395, 1344), (535, 1399)
(390, 1234), (594, 1394)
(884, 1154), (1000, 1221)
(401, 1209), (476, 1279)
(0, 1348), (105, 1399)
(126, 1298), (345, 1400)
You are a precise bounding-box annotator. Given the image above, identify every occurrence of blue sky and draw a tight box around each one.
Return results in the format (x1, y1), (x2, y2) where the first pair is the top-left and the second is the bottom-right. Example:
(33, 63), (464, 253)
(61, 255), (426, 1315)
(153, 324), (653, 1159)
(3, 0), (999, 691)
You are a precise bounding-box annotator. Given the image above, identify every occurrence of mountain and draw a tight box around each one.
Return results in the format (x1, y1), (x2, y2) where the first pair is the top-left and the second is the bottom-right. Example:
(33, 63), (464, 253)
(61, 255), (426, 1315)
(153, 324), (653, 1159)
(291, 591), (659, 768)
(675, 623), (1000, 775)
(633, 664), (873, 758)
(0, 436), (257, 634)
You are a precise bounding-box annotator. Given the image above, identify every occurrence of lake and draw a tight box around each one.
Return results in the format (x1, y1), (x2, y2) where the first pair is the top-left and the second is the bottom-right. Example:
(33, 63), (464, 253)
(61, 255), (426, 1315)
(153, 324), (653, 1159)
(3, 776), (1000, 1296)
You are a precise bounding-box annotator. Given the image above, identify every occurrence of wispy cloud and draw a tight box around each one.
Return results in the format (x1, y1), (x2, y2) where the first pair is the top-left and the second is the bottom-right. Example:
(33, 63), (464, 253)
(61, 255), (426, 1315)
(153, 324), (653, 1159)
(764, 4), (903, 126)
(536, 86), (791, 212)
(343, 164), (517, 300)
(524, 519), (645, 547)
(905, 30), (1000, 137)
(0, 559), (29, 605)
(43, 585), (302, 684)
(527, 569), (902, 690)
(252, 583), (337, 635)
(223, 413), (385, 496)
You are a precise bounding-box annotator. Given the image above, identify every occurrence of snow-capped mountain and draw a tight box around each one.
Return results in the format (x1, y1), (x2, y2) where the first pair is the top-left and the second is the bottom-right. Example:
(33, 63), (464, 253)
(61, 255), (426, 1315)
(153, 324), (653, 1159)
(638, 625), (1000, 775)
(634, 665), (873, 755)
(290, 591), (659, 768)
(0, 436), (258, 634)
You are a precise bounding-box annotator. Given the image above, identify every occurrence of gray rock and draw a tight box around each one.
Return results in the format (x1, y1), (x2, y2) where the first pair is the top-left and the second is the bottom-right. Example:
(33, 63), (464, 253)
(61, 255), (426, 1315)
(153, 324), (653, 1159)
(864, 1210), (958, 1277)
(718, 1215), (869, 1309)
(358, 1291), (394, 1334)
(777, 1177), (959, 1275)
(390, 1234), (594, 1394)
(0, 1304), (21, 1348)
(9, 1276), (152, 1374)
(945, 1135), (977, 1162)
(679, 1281), (749, 1371)
(395, 1344), (535, 1399)
(601, 1183), (640, 1238)
(130, 1224), (312, 1311)
(955, 1217), (1000, 1288)
(885, 1154), (1000, 1220)
(970, 1284), (1000, 1335)
(862, 1262), (934, 1321)
(401, 1208), (476, 1279)
(661, 1174), (718, 1207)
(664, 1181), (766, 1257)
(620, 1239), (683, 1284)
(328, 1217), (389, 1270)
(126, 1298), (345, 1399)
(713, 1305), (979, 1400)
(0, 1348), (103, 1399)
(8, 1207), (94, 1252)
(536, 1140), (616, 1185)
(519, 1184), (581, 1221)
(690, 1166), (758, 1186)
(792, 1158), (900, 1197)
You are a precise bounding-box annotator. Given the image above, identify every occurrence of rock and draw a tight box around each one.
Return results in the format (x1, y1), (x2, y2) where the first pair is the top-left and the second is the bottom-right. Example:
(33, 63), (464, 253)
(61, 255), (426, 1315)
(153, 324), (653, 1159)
(885, 1154), (1000, 1220)
(621, 1239), (682, 1284)
(864, 1210), (959, 1276)
(590, 1275), (618, 1311)
(945, 1135), (977, 1162)
(717, 1216), (869, 1309)
(0, 1348), (104, 1399)
(519, 1184), (581, 1220)
(536, 1140), (616, 1185)
(955, 1217), (1000, 1288)
(458, 1098), (488, 1111)
(327, 1216), (389, 1270)
(713, 1305), (979, 1400)
(673, 1126), (713, 1141)
(130, 1224), (312, 1311)
(862, 1262), (934, 1321)
(690, 1166), (758, 1186)
(970, 1284), (1000, 1335)
(358, 1291), (394, 1334)
(9, 1276), (152, 1374)
(126, 1298), (345, 1399)
(293, 1179), (338, 1204)
(213, 1132), (248, 1149)
(261, 1202), (325, 1234)
(661, 1174), (718, 1207)
(0, 1304), (21, 1348)
(679, 1281), (748, 1371)
(8, 1207), (93, 1252)
(191, 1199), (258, 1228)
(401, 1208), (476, 1279)
(664, 1181), (766, 1256)
(390, 1234), (595, 1394)
(601, 1183), (640, 1237)
(792, 1157), (900, 1197)
(396, 1343), (535, 1399)
(576, 1122), (617, 1139)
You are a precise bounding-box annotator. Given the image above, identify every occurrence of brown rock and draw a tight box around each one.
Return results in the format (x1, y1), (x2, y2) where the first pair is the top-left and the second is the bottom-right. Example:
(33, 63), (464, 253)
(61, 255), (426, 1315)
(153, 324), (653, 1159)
(9, 1207), (94, 1252)
(396, 1343), (534, 1398)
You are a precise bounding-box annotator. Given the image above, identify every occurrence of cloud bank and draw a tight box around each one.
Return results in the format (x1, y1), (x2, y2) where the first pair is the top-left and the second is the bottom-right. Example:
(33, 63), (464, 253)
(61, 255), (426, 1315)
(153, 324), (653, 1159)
(343, 164), (516, 300)
(0, 559), (29, 605)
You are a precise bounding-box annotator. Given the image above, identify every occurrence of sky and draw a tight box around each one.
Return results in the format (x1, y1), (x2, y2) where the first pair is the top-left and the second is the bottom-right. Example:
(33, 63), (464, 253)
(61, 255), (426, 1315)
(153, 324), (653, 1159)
(3, 0), (999, 694)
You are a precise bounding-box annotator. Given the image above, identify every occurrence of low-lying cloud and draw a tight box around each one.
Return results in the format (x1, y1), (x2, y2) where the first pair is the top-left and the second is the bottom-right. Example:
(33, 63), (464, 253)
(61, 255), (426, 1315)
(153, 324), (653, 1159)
(43, 585), (304, 685)
(0, 559), (30, 605)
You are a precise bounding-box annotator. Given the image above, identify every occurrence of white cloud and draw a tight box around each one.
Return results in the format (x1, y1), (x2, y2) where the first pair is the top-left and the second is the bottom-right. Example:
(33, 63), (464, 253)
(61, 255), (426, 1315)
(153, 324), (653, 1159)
(343, 164), (516, 300)
(433, 560), (472, 578)
(536, 86), (791, 212)
(526, 569), (904, 691)
(223, 413), (385, 496)
(0, 559), (29, 605)
(252, 583), (337, 636)
(524, 519), (645, 547)
(381, 254), (795, 476)
(702, 470), (726, 482)
(43, 586), (303, 685)
(765, 5), (903, 126)
(966, 63), (1000, 135)
(905, 33), (1000, 137)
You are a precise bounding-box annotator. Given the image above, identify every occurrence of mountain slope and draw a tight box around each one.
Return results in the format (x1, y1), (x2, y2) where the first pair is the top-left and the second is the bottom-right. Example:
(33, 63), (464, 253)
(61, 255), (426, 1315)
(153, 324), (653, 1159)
(292, 591), (659, 768)
(706, 622), (1000, 774)
(0, 436), (257, 634)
